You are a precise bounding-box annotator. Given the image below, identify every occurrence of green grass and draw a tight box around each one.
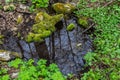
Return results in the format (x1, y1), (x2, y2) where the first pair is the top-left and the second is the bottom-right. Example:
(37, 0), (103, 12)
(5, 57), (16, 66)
(75, 0), (120, 79)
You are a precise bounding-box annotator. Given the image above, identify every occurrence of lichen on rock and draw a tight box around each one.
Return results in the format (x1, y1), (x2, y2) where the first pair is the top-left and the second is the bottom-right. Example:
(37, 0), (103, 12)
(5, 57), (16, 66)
(26, 12), (64, 43)
(52, 3), (76, 14)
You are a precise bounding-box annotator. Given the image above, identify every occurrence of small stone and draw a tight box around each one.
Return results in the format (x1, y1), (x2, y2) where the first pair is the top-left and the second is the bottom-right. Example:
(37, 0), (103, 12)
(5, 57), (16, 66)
(76, 43), (82, 47)
(19, 4), (28, 10)
(11, 72), (19, 79)
(11, 27), (18, 31)
(0, 50), (22, 61)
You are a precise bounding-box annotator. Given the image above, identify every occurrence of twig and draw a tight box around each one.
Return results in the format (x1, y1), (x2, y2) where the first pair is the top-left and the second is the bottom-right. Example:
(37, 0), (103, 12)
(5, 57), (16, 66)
(103, 0), (115, 8)
(81, 23), (95, 34)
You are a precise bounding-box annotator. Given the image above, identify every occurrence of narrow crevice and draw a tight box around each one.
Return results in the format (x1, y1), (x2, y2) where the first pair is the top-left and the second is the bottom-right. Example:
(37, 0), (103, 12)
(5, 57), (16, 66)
(34, 42), (50, 62)
(28, 43), (34, 58)
(64, 19), (74, 54)
(16, 40), (25, 59)
(51, 33), (55, 61)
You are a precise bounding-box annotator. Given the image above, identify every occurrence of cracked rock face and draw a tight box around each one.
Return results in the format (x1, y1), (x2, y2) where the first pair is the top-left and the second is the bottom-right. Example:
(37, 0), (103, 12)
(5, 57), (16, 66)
(45, 17), (93, 75)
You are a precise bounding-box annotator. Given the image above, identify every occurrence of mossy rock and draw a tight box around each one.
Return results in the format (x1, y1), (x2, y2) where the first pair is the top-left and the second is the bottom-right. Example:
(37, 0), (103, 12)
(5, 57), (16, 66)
(67, 23), (75, 31)
(0, 50), (22, 61)
(52, 3), (76, 14)
(78, 16), (89, 28)
(35, 12), (51, 23)
(26, 12), (64, 43)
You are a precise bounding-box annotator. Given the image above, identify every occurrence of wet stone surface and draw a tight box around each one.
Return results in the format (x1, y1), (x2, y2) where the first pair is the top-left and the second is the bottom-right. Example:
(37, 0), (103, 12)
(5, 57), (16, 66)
(45, 17), (93, 75)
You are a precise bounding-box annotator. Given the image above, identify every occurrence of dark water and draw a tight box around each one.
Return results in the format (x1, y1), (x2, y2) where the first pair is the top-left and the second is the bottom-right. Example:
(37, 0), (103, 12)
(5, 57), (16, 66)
(0, 16), (93, 75)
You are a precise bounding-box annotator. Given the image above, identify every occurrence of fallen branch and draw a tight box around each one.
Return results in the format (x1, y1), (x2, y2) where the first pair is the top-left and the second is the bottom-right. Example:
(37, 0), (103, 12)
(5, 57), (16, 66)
(81, 23), (95, 34)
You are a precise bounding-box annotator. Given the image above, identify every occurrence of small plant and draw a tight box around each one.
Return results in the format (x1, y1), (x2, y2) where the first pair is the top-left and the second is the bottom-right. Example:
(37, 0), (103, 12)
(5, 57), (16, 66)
(0, 59), (65, 80)
(0, 5), (3, 9)
(5, 0), (13, 3)
(3, 4), (16, 11)
(31, 0), (49, 8)
(75, 0), (120, 79)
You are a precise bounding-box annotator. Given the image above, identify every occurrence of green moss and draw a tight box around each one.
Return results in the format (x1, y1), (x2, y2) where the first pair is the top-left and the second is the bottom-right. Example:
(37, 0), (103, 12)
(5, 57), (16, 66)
(0, 35), (3, 39)
(26, 12), (64, 43)
(78, 16), (88, 28)
(33, 34), (44, 42)
(52, 3), (76, 14)
(16, 14), (23, 24)
(35, 12), (51, 23)
(0, 5), (3, 9)
(67, 23), (75, 31)
(0, 35), (4, 44)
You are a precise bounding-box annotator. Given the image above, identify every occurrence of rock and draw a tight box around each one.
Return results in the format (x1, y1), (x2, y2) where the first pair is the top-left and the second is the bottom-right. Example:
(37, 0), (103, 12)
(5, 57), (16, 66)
(78, 16), (89, 28)
(67, 23), (75, 31)
(19, 4), (28, 10)
(11, 72), (19, 79)
(0, 50), (22, 61)
(26, 12), (64, 43)
(52, 3), (76, 14)
(3, 4), (16, 11)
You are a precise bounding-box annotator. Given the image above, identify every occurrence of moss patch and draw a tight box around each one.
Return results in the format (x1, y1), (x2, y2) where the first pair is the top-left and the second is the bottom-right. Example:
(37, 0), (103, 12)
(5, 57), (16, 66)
(26, 12), (64, 43)
(52, 3), (76, 14)
(0, 35), (4, 44)
(67, 23), (75, 31)
(78, 16), (88, 28)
